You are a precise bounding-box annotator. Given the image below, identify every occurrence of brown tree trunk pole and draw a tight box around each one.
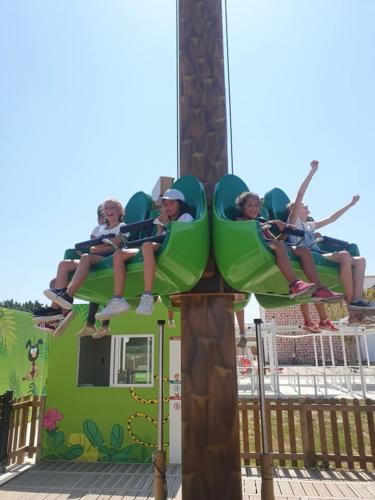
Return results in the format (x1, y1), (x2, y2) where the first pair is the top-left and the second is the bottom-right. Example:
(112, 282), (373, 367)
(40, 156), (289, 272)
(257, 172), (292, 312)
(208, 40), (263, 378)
(179, 0), (228, 205)
(181, 295), (242, 500)
(179, 2), (242, 499)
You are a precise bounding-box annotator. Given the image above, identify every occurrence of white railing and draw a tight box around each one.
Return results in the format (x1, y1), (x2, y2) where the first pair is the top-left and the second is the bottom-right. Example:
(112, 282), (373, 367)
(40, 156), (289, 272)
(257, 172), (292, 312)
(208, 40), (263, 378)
(236, 321), (375, 399)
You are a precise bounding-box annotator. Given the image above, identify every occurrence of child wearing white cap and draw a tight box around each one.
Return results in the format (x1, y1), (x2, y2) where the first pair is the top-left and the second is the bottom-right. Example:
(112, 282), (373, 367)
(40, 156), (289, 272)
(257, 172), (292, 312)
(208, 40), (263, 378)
(97, 188), (193, 318)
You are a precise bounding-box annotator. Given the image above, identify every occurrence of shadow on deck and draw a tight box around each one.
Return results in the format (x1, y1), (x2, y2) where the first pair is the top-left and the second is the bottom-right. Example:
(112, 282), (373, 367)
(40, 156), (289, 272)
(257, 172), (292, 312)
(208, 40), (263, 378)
(1, 461), (375, 499)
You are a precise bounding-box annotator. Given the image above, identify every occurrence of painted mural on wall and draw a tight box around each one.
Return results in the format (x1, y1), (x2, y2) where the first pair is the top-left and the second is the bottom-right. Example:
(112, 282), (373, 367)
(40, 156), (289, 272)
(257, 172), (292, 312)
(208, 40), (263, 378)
(42, 406), (154, 462)
(42, 302), (177, 464)
(0, 307), (49, 397)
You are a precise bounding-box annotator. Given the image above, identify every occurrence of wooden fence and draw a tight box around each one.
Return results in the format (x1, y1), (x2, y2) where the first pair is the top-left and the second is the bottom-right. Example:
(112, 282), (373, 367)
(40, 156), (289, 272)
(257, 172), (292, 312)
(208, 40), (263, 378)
(6, 395), (45, 466)
(0, 391), (13, 471)
(239, 397), (375, 470)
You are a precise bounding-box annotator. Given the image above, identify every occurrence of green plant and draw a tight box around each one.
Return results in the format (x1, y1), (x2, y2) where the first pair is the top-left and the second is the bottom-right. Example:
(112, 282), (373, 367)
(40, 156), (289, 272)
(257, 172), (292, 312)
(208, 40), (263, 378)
(83, 419), (152, 462)
(8, 368), (22, 398)
(43, 408), (84, 460)
(311, 458), (331, 470)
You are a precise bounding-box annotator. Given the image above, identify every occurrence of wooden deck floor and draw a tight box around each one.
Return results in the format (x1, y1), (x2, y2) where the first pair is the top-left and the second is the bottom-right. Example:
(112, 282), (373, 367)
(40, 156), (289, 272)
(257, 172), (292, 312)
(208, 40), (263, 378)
(1, 461), (375, 499)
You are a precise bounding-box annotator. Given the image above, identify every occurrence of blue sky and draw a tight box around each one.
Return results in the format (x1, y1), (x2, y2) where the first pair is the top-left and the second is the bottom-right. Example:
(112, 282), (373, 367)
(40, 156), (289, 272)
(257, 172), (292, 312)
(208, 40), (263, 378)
(1, 1), (374, 321)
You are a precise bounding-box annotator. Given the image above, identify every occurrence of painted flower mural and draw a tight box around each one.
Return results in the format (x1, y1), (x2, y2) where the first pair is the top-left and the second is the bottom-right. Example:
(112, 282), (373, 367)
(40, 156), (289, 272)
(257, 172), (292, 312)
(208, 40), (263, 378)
(43, 407), (84, 460)
(43, 408), (64, 431)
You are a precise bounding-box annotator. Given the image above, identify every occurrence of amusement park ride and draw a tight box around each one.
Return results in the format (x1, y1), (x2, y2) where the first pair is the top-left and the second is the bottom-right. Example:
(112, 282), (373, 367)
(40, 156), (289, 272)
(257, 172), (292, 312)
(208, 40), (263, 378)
(68, 1), (362, 499)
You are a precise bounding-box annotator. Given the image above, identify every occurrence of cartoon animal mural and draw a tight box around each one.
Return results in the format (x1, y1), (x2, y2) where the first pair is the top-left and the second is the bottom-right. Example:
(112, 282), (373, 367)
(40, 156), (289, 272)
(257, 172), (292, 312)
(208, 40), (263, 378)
(23, 338), (43, 395)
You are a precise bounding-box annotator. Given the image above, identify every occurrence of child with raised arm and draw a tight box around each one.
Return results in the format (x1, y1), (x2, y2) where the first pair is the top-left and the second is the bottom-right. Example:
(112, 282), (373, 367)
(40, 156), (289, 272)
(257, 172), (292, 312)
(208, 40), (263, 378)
(96, 189), (193, 319)
(33, 199), (126, 330)
(287, 160), (374, 324)
(235, 191), (318, 299)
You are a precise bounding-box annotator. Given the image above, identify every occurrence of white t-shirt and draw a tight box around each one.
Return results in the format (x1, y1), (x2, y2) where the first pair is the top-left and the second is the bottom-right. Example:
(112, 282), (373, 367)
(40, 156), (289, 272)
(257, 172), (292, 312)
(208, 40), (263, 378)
(91, 224), (103, 238)
(177, 213), (194, 222)
(155, 212), (193, 235)
(287, 217), (320, 251)
(92, 222), (126, 238)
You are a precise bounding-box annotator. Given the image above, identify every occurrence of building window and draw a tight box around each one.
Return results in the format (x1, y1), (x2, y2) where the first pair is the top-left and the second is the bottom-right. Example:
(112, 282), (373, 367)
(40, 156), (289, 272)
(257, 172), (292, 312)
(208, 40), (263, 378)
(110, 335), (154, 387)
(77, 335), (154, 388)
(77, 336), (111, 387)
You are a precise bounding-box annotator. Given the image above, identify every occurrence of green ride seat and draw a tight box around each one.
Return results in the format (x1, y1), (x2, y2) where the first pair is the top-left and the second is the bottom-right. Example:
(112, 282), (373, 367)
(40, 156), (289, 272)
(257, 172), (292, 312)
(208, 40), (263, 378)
(74, 175), (209, 304)
(263, 187), (290, 221)
(212, 174), (349, 308)
(123, 191), (153, 240)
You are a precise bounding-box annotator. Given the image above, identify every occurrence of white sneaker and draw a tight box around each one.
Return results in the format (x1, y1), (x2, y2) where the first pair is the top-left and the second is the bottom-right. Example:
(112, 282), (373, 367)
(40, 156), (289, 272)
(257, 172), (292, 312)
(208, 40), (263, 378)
(136, 294), (154, 315)
(96, 298), (130, 320)
(167, 319), (175, 328)
(53, 310), (75, 337)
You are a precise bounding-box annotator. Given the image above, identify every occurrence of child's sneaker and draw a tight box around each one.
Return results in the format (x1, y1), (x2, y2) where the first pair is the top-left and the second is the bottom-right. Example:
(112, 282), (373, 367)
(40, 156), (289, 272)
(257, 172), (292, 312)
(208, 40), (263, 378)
(303, 322), (321, 333)
(136, 294), (154, 315)
(32, 306), (64, 322)
(311, 287), (343, 303)
(237, 336), (247, 348)
(96, 298), (130, 320)
(348, 299), (375, 311)
(319, 319), (339, 332)
(92, 326), (110, 339)
(288, 280), (316, 299)
(53, 310), (75, 337)
(167, 319), (176, 328)
(35, 320), (60, 334)
(43, 287), (66, 302)
(348, 310), (375, 326)
(76, 325), (97, 337)
(53, 290), (74, 310)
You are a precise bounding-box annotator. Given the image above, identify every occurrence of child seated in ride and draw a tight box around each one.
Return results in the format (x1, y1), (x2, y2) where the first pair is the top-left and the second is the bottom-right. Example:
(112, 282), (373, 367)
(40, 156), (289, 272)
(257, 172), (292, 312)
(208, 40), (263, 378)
(96, 188), (193, 319)
(33, 199), (126, 327)
(287, 160), (374, 324)
(76, 204), (112, 339)
(235, 191), (339, 300)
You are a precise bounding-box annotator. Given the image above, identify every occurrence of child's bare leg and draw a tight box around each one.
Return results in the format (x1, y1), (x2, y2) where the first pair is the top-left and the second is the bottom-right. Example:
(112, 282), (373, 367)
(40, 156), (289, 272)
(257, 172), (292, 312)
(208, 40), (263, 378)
(315, 303), (327, 322)
(235, 309), (247, 347)
(142, 242), (160, 292)
(93, 250), (139, 321)
(67, 254), (104, 297)
(235, 309), (245, 332)
(54, 260), (79, 289)
(292, 247), (323, 286)
(268, 241), (298, 283)
(113, 249), (139, 296)
(300, 304), (312, 323)
(352, 256), (366, 302)
(324, 251), (354, 302)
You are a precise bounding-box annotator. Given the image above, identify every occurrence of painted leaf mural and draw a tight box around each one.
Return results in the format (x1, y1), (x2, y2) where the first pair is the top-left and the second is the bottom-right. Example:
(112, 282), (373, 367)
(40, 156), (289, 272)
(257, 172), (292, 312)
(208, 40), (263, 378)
(83, 419), (105, 448)
(0, 308), (17, 356)
(111, 424), (124, 450)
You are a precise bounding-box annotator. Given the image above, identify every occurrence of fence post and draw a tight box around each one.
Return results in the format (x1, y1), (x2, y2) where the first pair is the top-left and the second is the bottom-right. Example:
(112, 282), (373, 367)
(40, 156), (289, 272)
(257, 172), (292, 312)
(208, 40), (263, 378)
(254, 319), (275, 500)
(299, 398), (314, 467)
(0, 391), (13, 472)
(35, 396), (46, 462)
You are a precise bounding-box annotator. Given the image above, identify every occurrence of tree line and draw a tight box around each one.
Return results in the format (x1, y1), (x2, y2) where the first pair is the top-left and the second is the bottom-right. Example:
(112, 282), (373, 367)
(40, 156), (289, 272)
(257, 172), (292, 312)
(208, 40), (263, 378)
(0, 299), (43, 313)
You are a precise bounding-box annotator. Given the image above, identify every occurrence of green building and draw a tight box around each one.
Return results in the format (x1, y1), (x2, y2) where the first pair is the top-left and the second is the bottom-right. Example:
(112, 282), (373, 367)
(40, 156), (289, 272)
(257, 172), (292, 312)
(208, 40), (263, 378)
(0, 306), (49, 398)
(41, 302), (181, 464)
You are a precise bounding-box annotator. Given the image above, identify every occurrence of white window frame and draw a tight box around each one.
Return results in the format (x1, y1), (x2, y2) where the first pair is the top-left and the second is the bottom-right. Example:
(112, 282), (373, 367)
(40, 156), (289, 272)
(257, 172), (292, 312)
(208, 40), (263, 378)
(110, 334), (154, 388)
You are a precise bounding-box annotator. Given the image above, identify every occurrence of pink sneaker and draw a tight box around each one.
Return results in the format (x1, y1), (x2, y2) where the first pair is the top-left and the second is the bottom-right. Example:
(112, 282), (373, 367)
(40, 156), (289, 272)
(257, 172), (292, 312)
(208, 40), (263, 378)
(311, 287), (343, 303)
(319, 319), (339, 332)
(289, 280), (317, 299)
